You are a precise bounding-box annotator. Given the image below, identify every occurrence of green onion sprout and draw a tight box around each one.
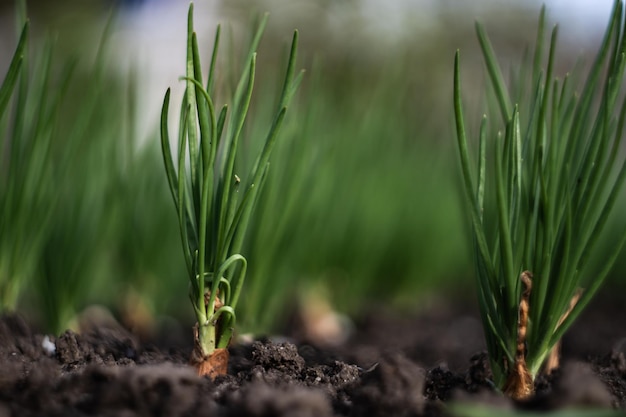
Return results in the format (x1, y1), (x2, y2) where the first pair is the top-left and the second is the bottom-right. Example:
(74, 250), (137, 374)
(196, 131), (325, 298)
(453, 0), (626, 398)
(160, 3), (302, 377)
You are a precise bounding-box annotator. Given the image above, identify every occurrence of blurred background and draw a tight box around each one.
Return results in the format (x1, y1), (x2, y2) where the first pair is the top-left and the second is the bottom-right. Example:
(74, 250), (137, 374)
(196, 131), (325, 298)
(0, 0), (621, 338)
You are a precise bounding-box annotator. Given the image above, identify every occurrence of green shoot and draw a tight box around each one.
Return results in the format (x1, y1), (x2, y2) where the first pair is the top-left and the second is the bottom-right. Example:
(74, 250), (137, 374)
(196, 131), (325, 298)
(0, 25), (27, 117)
(160, 3), (302, 376)
(453, 1), (626, 398)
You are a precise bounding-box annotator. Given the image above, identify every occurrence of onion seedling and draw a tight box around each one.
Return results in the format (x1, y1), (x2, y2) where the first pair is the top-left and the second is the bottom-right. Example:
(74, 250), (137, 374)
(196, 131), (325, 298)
(453, 1), (626, 398)
(160, 4), (302, 377)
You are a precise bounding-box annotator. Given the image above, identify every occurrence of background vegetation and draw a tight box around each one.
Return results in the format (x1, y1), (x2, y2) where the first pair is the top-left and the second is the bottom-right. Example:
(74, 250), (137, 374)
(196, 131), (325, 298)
(0, 0), (622, 336)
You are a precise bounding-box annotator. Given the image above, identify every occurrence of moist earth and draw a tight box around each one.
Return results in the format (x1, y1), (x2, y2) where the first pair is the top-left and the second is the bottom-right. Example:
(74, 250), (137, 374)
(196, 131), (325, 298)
(1, 294), (625, 417)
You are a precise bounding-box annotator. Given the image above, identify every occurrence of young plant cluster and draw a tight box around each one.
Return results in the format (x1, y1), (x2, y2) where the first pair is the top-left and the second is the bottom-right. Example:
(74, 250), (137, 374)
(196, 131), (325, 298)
(160, 4), (302, 376)
(454, 1), (626, 398)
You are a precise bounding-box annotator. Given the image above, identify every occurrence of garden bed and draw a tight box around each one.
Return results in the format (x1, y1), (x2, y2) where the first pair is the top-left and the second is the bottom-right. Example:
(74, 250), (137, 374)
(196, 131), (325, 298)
(1, 294), (625, 417)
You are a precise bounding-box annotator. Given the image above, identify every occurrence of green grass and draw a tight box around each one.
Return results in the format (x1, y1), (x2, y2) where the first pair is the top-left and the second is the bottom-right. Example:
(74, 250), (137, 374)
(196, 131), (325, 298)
(454, 1), (626, 396)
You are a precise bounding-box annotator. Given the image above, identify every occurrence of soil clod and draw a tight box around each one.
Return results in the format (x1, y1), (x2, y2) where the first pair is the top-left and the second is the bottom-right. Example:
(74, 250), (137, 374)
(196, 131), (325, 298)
(348, 352), (425, 417)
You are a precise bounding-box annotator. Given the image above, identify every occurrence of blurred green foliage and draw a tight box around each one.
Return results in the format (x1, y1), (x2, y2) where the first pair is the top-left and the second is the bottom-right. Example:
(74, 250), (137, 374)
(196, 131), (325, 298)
(240, 55), (470, 332)
(1, 3), (185, 333)
(1, 1), (623, 336)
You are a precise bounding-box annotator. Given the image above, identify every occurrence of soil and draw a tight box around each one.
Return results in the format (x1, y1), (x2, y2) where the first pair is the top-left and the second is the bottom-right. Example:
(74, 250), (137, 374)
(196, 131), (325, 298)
(1, 293), (625, 417)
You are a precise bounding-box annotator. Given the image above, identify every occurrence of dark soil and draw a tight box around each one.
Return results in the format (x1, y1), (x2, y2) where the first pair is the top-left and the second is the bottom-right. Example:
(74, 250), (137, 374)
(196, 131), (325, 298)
(1, 294), (625, 417)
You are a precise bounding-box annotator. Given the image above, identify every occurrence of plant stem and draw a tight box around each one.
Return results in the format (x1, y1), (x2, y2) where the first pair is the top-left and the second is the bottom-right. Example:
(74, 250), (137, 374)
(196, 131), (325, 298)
(198, 321), (216, 356)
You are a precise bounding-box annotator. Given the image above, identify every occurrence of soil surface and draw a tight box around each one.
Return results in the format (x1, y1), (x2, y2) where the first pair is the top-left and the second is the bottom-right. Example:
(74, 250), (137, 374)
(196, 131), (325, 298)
(1, 293), (625, 417)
